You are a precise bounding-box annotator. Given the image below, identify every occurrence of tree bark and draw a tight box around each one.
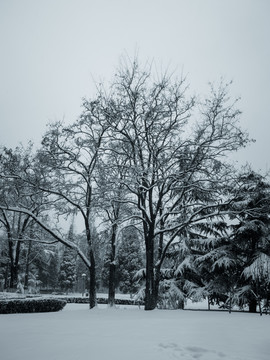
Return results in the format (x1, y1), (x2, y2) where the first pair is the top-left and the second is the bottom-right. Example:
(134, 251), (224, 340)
(108, 225), (117, 307)
(248, 298), (257, 313)
(145, 237), (157, 310)
(108, 263), (116, 307)
(89, 249), (97, 309)
(9, 263), (18, 289)
(24, 239), (32, 289)
(8, 238), (20, 289)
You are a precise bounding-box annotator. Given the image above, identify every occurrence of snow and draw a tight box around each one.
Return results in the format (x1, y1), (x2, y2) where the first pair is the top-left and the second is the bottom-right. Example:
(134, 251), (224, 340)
(0, 302), (269, 360)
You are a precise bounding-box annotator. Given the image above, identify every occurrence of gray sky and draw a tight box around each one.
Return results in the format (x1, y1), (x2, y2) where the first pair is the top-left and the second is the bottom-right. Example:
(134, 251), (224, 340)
(1, 0), (269, 172)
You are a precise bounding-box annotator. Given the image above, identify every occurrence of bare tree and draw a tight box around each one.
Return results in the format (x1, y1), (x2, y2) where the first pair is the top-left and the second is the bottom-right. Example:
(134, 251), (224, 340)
(0, 146), (49, 289)
(0, 147), (90, 280)
(104, 59), (250, 310)
(0, 57), (251, 311)
(34, 112), (108, 308)
(0, 106), (108, 307)
(96, 146), (133, 306)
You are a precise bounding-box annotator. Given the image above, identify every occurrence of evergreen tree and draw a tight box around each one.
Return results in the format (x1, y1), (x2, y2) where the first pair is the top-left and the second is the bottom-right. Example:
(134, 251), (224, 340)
(229, 171), (270, 313)
(47, 252), (59, 290)
(181, 171), (270, 313)
(58, 247), (76, 293)
(58, 222), (76, 294)
(117, 228), (144, 295)
(0, 234), (9, 290)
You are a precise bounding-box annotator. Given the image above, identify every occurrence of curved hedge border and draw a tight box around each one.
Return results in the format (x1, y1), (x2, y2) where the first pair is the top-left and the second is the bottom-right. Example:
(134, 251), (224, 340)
(0, 298), (67, 314)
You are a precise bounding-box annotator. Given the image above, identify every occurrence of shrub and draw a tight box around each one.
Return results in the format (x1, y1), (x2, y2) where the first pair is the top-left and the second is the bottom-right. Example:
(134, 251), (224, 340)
(0, 298), (67, 314)
(62, 296), (144, 306)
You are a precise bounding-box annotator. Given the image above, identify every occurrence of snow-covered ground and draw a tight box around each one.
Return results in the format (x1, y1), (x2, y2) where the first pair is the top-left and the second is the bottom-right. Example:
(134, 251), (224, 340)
(0, 302), (269, 360)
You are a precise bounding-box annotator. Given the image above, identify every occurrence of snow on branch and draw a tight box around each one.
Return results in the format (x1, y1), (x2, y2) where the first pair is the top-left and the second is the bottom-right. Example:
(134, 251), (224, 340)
(0, 205), (91, 268)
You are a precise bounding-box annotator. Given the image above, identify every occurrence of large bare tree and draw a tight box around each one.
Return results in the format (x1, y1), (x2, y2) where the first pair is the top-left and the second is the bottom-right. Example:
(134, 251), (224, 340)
(0, 57), (251, 311)
(103, 59), (250, 310)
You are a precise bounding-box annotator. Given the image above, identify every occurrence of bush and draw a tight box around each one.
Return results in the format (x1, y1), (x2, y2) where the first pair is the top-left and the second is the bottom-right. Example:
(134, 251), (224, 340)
(0, 298), (67, 314)
(60, 296), (144, 306)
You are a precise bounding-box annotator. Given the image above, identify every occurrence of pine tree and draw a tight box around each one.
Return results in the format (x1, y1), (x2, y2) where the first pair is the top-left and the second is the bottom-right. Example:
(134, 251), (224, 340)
(58, 222), (76, 294)
(229, 171), (270, 313)
(58, 247), (76, 294)
(117, 228), (144, 295)
(182, 171), (270, 313)
(47, 252), (59, 290)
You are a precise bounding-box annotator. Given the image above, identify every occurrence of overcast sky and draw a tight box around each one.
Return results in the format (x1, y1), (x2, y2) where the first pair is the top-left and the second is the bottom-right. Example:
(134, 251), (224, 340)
(1, 0), (269, 172)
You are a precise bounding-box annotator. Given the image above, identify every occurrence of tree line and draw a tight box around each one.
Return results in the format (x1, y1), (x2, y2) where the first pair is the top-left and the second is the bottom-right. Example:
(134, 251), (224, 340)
(0, 57), (269, 311)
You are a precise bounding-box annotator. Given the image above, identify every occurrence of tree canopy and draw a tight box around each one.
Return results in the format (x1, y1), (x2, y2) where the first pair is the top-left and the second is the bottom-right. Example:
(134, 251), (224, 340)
(1, 57), (269, 312)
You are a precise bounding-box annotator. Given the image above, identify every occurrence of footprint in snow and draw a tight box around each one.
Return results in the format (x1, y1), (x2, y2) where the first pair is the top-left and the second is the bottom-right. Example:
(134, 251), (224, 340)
(158, 343), (227, 359)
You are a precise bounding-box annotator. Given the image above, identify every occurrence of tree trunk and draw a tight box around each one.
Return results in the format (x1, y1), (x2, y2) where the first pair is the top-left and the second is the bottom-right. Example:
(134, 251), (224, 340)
(85, 214), (97, 309)
(108, 263), (116, 307)
(249, 298), (257, 313)
(89, 249), (97, 309)
(7, 233), (22, 289)
(4, 265), (9, 289)
(145, 238), (157, 310)
(108, 226), (117, 307)
(153, 262), (161, 308)
(9, 263), (18, 289)
(8, 235), (17, 289)
(24, 240), (32, 289)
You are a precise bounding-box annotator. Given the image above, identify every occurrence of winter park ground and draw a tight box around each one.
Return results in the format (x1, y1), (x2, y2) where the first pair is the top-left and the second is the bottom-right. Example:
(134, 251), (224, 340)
(0, 297), (269, 360)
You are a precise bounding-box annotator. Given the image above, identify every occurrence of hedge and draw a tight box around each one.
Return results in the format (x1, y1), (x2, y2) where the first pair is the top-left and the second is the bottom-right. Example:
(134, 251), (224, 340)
(0, 298), (67, 314)
(63, 296), (144, 306)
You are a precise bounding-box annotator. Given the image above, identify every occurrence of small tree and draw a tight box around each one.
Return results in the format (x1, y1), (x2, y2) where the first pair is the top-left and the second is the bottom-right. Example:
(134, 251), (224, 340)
(58, 222), (77, 294)
(117, 227), (144, 296)
(58, 246), (76, 294)
(47, 252), (59, 290)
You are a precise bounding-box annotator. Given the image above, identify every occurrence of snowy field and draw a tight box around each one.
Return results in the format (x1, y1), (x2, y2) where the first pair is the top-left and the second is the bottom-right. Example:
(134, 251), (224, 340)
(0, 302), (269, 360)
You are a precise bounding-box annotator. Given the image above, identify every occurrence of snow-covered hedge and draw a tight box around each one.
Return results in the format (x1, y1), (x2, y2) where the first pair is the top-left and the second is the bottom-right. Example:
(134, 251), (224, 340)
(61, 296), (144, 306)
(0, 298), (67, 314)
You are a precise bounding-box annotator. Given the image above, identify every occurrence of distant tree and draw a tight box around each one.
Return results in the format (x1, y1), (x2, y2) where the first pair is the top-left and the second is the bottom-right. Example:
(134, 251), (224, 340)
(117, 227), (144, 295)
(0, 234), (9, 290)
(58, 223), (76, 294)
(46, 252), (59, 290)
(20, 222), (60, 292)
(0, 108), (108, 307)
(0, 145), (50, 289)
(58, 246), (76, 293)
